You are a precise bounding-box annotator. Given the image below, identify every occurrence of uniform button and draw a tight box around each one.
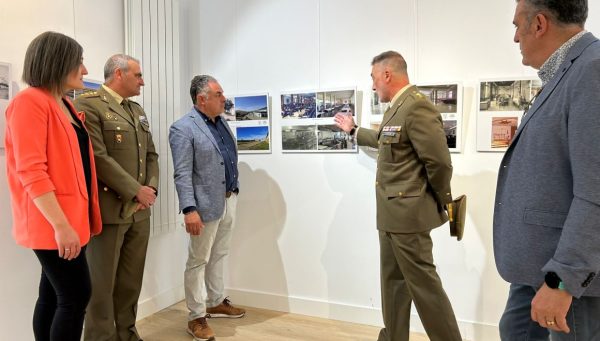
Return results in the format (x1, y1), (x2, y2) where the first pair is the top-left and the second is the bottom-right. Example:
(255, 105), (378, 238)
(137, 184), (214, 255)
(398, 192), (403, 196)
(140, 159), (143, 163)
(140, 173), (143, 177)
(498, 202), (502, 205)
(220, 162), (224, 165)
(116, 126), (121, 130)
(103, 187), (108, 191)
(221, 181), (225, 184)
(138, 143), (142, 147)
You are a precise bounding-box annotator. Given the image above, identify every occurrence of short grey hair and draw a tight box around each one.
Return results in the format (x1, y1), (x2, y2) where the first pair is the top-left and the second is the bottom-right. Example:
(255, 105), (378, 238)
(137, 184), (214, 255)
(104, 54), (140, 81)
(371, 51), (408, 75)
(518, 0), (587, 27)
(190, 75), (218, 104)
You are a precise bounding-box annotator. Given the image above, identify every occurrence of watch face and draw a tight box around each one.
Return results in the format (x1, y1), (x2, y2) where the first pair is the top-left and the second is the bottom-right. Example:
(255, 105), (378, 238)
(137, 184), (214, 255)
(545, 272), (561, 289)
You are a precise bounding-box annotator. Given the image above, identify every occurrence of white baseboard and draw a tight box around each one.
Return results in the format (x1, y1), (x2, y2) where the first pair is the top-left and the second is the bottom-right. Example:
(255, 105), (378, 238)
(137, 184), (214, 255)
(137, 284), (185, 320)
(134, 285), (500, 341)
(226, 288), (501, 341)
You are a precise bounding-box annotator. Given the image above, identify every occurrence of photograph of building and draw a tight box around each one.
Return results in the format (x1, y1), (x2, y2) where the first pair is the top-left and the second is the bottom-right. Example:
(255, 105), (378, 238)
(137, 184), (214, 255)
(316, 89), (355, 118)
(316, 124), (355, 151)
(491, 116), (518, 148)
(0, 63), (10, 101)
(224, 98), (235, 121)
(235, 95), (268, 121)
(443, 119), (457, 149)
(480, 80), (542, 112)
(419, 84), (458, 113)
(281, 92), (316, 118)
(371, 91), (383, 117)
(282, 125), (317, 151)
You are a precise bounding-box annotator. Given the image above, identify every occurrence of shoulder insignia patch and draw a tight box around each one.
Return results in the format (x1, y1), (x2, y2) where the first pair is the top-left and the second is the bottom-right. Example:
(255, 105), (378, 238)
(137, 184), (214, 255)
(81, 91), (99, 97)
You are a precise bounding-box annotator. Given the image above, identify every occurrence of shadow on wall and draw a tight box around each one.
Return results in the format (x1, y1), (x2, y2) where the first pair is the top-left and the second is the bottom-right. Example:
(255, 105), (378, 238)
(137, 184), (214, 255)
(227, 162), (289, 310)
(451, 170), (508, 340)
(320, 153), (381, 326)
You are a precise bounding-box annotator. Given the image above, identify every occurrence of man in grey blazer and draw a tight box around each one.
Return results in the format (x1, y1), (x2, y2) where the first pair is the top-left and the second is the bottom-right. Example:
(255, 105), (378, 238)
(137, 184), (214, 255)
(169, 75), (245, 341)
(495, 0), (600, 339)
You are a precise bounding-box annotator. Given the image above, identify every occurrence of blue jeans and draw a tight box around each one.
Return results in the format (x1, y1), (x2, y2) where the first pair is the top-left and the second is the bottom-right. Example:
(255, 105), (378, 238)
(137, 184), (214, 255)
(500, 283), (600, 341)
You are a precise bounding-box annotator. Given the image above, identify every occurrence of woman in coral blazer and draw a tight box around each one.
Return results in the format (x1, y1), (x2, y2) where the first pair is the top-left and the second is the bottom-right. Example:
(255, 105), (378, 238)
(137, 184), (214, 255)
(4, 31), (101, 341)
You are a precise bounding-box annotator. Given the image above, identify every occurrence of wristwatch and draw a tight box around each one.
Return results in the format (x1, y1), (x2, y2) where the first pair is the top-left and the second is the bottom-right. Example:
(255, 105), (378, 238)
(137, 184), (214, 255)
(349, 124), (358, 136)
(545, 272), (564, 290)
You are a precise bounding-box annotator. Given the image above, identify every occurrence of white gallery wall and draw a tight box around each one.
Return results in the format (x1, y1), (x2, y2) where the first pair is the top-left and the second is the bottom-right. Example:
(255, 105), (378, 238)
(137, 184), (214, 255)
(2, 1), (600, 340)
(0, 1), (188, 340)
(182, 1), (600, 340)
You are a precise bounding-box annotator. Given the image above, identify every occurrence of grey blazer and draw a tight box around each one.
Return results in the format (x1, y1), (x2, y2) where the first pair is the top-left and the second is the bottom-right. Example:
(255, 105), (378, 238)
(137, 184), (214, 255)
(494, 32), (600, 298)
(169, 108), (239, 223)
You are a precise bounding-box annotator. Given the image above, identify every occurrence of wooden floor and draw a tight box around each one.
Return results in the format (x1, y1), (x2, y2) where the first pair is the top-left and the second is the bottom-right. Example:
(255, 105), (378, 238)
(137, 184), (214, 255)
(137, 301), (429, 341)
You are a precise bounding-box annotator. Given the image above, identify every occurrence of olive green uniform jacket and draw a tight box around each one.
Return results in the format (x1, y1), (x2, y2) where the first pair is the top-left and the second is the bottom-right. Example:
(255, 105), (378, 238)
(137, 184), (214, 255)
(357, 85), (452, 233)
(74, 86), (159, 224)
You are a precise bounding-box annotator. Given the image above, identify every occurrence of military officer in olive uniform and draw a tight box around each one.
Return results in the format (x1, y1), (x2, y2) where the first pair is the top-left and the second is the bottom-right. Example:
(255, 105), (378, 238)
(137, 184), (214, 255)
(334, 51), (461, 341)
(75, 54), (159, 341)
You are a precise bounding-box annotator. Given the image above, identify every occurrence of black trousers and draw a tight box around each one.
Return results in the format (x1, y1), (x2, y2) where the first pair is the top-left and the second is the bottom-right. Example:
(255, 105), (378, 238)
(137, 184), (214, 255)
(32, 247), (91, 341)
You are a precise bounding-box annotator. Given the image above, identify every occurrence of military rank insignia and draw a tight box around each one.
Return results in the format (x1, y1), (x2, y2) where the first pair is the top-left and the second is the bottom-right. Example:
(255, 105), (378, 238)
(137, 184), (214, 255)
(105, 112), (114, 120)
(139, 115), (149, 127)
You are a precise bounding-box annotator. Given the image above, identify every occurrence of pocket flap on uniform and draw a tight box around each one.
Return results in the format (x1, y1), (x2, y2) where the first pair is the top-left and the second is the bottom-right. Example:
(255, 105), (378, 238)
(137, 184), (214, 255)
(523, 208), (567, 228)
(103, 120), (130, 131)
(385, 181), (424, 199)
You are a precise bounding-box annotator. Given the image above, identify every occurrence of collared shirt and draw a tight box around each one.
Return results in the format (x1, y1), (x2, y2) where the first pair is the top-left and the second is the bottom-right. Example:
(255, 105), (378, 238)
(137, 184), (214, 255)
(387, 83), (413, 110)
(538, 30), (587, 85)
(354, 84), (413, 137)
(195, 108), (239, 193)
(102, 84), (125, 105)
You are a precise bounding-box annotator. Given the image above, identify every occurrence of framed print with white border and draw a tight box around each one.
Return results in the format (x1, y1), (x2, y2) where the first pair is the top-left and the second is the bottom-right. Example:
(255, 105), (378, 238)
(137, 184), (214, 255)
(280, 87), (357, 153)
(477, 78), (541, 152)
(417, 82), (463, 153)
(226, 93), (271, 154)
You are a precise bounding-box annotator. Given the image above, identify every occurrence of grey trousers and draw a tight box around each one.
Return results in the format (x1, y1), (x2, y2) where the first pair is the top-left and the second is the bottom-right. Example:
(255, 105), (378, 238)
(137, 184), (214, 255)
(185, 194), (237, 320)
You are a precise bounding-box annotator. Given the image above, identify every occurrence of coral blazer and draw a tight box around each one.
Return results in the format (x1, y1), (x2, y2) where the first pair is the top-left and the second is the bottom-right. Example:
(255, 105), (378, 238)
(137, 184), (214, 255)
(4, 87), (102, 249)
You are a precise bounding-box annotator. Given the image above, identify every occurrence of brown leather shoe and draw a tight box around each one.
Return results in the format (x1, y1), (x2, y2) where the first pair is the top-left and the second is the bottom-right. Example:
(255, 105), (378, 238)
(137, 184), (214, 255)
(187, 317), (215, 341)
(206, 297), (246, 318)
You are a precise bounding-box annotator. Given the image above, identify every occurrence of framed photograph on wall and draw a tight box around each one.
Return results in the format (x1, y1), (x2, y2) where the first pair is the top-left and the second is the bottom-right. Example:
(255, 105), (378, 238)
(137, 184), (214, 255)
(369, 90), (384, 129)
(0, 62), (13, 149)
(417, 83), (463, 153)
(226, 93), (271, 154)
(280, 87), (357, 153)
(476, 78), (542, 152)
